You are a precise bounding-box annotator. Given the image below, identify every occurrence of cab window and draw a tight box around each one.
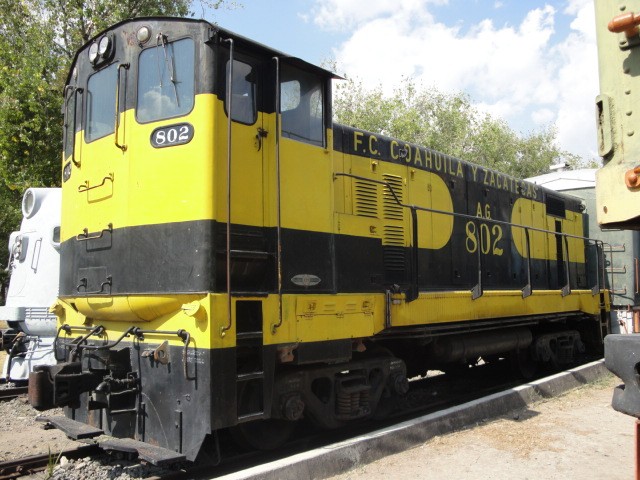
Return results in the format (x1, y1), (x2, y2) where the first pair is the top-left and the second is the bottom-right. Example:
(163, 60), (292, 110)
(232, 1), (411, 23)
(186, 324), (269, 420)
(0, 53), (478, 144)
(225, 59), (257, 124)
(63, 88), (77, 157)
(137, 38), (195, 123)
(280, 65), (324, 147)
(86, 63), (117, 142)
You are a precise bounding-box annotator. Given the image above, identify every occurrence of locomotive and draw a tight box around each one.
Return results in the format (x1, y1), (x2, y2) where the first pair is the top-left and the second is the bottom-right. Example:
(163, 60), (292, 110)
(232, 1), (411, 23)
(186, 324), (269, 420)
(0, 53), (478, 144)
(1, 188), (60, 382)
(30, 17), (609, 464)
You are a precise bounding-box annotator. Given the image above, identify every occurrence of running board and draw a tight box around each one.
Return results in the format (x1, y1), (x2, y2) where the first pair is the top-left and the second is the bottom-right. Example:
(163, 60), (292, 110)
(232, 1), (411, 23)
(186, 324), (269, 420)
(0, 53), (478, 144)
(37, 415), (103, 440)
(98, 437), (186, 466)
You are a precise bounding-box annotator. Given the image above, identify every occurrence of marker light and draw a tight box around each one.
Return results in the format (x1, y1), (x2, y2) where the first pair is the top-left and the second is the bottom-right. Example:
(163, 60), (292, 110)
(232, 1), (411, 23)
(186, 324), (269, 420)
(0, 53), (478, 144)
(63, 161), (72, 183)
(88, 42), (98, 63)
(137, 26), (151, 44)
(98, 35), (111, 55)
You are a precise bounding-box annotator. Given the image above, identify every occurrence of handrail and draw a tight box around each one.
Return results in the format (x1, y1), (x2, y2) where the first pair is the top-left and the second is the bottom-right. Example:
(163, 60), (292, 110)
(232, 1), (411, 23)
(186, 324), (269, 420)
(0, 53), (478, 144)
(561, 234), (571, 297)
(72, 88), (83, 166)
(76, 275), (112, 294)
(64, 87), (84, 167)
(271, 55), (284, 334)
(78, 173), (114, 193)
(30, 238), (42, 273)
(522, 228), (532, 298)
(334, 172), (607, 300)
(53, 324), (105, 361)
(221, 38), (234, 337)
(133, 328), (192, 379)
(76, 223), (113, 242)
(472, 224), (483, 300)
(114, 63), (130, 152)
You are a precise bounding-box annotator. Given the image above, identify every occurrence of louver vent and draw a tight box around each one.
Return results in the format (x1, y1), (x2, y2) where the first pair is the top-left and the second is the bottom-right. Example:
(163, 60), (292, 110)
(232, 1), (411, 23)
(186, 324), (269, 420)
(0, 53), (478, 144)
(383, 225), (405, 246)
(383, 174), (404, 220)
(381, 174), (406, 274)
(354, 180), (378, 218)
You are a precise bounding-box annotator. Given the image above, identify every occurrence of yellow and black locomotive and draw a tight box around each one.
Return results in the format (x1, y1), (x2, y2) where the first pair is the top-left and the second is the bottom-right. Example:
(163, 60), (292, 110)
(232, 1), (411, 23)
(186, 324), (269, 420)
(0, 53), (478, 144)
(30, 17), (609, 463)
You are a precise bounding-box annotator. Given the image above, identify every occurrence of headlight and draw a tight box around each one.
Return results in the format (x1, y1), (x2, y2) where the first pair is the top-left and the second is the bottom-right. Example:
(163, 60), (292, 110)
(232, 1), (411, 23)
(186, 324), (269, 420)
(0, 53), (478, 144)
(98, 35), (111, 55)
(22, 189), (38, 218)
(136, 26), (151, 44)
(88, 42), (98, 63)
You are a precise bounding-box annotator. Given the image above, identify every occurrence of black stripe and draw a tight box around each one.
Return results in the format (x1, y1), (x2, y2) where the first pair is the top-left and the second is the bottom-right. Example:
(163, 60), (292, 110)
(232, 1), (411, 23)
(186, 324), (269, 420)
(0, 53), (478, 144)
(60, 219), (592, 297)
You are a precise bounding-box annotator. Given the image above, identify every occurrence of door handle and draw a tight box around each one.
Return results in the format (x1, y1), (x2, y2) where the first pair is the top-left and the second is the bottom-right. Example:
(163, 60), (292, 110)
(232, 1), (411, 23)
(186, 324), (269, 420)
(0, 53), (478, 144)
(255, 127), (268, 151)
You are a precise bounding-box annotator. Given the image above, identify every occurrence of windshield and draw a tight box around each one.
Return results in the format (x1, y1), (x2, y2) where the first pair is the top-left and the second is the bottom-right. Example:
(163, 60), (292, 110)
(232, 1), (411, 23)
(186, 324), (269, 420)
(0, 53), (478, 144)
(137, 37), (195, 123)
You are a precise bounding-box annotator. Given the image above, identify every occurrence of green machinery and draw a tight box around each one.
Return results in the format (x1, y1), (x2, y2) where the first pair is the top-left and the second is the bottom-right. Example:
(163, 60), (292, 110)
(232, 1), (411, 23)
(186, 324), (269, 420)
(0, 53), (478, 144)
(595, 1), (640, 229)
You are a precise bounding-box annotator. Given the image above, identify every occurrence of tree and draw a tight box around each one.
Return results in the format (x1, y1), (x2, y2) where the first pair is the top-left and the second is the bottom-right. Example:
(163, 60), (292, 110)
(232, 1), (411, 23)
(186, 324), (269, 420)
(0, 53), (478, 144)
(0, 0), (232, 297)
(333, 77), (592, 179)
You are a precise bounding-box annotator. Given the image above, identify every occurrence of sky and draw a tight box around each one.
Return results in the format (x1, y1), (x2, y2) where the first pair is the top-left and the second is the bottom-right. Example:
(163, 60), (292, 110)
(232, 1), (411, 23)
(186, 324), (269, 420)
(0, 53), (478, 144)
(209, 0), (599, 163)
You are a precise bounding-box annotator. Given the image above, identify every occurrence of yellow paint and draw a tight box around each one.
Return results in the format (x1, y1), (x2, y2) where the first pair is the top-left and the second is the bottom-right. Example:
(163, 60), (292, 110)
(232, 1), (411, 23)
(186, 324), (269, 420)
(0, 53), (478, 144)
(55, 294), (215, 349)
(61, 94), (217, 243)
(56, 292), (385, 349)
(511, 198), (585, 262)
(292, 294), (381, 342)
(409, 171), (454, 249)
(390, 289), (605, 327)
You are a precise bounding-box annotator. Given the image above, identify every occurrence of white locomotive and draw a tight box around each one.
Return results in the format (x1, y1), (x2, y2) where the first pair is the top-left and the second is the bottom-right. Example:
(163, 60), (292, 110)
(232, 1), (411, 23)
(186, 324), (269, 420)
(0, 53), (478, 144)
(1, 188), (60, 381)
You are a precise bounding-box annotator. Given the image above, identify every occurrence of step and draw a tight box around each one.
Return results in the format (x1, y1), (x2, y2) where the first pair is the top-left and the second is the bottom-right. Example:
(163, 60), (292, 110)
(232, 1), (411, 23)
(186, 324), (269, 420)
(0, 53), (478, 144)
(229, 249), (272, 260)
(236, 371), (264, 382)
(237, 411), (265, 423)
(36, 415), (103, 440)
(98, 437), (186, 466)
(236, 331), (263, 341)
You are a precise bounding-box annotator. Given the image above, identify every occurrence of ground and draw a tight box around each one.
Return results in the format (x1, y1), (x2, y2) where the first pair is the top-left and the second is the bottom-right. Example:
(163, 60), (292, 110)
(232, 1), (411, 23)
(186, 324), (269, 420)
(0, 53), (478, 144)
(0, 397), (68, 462)
(328, 374), (633, 480)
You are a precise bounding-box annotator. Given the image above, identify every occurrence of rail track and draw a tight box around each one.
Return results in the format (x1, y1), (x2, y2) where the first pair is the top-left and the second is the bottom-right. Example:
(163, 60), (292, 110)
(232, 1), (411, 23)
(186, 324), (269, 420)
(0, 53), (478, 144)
(0, 387), (27, 402)
(0, 445), (100, 480)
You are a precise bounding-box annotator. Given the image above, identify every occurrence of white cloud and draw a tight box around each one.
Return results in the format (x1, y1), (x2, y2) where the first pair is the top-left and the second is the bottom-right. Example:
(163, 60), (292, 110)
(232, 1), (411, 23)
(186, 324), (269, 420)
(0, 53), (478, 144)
(312, 0), (447, 31)
(531, 108), (556, 126)
(314, 0), (599, 161)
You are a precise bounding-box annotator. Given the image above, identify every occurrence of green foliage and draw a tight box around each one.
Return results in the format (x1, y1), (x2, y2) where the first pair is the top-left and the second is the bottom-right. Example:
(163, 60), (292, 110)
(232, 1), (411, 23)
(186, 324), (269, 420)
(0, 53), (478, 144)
(334, 77), (593, 179)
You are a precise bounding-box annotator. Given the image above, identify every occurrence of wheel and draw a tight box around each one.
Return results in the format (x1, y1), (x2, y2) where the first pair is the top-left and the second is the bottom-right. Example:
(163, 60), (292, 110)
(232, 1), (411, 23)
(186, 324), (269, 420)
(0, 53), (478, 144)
(229, 416), (296, 451)
(511, 349), (537, 380)
(229, 379), (296, 451)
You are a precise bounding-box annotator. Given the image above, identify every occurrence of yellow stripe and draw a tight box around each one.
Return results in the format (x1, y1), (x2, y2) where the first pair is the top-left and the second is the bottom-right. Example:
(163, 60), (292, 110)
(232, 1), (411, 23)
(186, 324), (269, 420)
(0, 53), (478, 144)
(55, 287), (606, 351)
(390, 289), (605, 327)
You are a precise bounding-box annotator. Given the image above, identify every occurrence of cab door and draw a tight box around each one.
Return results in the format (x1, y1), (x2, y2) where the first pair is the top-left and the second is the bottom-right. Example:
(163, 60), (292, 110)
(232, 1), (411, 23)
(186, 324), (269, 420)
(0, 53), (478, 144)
(226, 54), (265, 228)
(219, 51), (274, 293)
